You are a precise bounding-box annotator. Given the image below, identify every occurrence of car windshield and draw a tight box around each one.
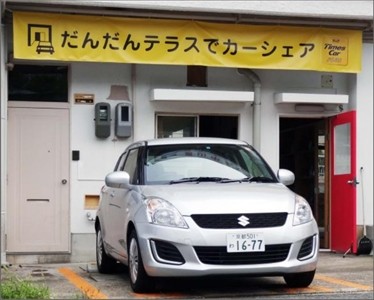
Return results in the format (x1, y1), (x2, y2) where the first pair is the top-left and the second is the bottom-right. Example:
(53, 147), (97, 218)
(145, 143), (276, 185)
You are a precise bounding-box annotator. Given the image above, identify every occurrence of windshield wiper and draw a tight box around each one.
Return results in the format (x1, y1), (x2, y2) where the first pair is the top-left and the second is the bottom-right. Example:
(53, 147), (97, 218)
(169, 177), (229, 184)
(241, 176), (276, 183)
(220, 176), (276, 183)
(169, 176), (276, 184)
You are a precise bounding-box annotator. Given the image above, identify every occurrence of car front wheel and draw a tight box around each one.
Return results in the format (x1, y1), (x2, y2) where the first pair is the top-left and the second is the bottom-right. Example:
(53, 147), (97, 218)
(96, 227), (117, 273)
(128, 230), (154, 293)
(284, 270), (316, 287)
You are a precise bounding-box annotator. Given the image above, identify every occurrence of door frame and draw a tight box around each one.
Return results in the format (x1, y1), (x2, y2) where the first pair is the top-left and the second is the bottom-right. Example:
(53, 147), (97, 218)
(279, 116), (330, 249)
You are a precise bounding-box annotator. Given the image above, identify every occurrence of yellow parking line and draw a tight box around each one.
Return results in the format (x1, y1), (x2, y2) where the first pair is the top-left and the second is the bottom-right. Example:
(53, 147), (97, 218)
(58, 267), (108, 299)
(309, 285), (334, 293)
(282, 285), (334, 294)
(281, 287), (308, 294)
(315, 274), (373, 291)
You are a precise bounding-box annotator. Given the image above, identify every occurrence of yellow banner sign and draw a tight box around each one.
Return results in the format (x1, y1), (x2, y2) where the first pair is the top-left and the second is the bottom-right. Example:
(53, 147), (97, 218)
(13, 11), (362, 73)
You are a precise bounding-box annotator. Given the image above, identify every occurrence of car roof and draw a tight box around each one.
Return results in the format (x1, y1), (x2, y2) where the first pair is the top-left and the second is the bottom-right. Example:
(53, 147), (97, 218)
(146, 137), (248, 146)
(126, 137), (249, 150)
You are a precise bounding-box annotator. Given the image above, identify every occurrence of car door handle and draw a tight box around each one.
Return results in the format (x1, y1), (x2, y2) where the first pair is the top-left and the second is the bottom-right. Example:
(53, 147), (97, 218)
(110, 192), (115, 197)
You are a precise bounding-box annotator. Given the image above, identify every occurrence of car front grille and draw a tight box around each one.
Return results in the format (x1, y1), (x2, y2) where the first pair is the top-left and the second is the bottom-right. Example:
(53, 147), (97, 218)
(194, 244), (291, 265)
(191, 213), (288, 229)
(297, 236), (315, 260)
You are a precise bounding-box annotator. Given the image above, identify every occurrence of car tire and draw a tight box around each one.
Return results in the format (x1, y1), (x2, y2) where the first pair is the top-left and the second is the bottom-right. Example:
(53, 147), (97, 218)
(128, 230), (154, 293)
(96, 227), (117, 273)
(284, 270), (316, 288)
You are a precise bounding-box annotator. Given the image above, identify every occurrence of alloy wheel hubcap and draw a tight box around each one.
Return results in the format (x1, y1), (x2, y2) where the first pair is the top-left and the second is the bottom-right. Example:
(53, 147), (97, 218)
(129, 238), (139, 283)
(97, 230), (103, 265)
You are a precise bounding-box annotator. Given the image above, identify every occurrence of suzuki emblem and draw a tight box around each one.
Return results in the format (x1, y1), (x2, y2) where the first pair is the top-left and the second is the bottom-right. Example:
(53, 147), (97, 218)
(238, 215), (250, 227)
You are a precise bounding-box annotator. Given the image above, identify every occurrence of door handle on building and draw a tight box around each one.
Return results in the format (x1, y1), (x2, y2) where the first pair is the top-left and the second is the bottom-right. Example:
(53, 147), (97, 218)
(347, 177), (359, 186)
(61, 179), (67, 184)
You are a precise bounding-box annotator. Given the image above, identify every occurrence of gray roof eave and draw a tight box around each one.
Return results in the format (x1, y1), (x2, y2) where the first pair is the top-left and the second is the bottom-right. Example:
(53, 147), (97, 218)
(4, 0), (374, 21)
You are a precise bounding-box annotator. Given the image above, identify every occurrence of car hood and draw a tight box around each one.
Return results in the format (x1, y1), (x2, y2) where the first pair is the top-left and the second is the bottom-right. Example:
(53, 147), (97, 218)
(139, 183), (296, 215)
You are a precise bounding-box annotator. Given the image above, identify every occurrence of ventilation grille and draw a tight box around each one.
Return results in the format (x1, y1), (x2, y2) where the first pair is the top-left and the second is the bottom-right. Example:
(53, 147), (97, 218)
(191, 213), (288, 229)
(194, 244), (291, 265)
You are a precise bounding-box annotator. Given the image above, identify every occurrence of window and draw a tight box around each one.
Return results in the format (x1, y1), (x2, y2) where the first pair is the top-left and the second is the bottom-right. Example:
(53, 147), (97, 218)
(334, 123), (351, 175)
(156, 115), (238, 139)
(114, 152), (127, 171)
(157, 116), (197, 138)
(123, 149), (139, 184)
(199, 115), (238, 139)
(186, 66), (207, 87)
(8, 65), (68, 102)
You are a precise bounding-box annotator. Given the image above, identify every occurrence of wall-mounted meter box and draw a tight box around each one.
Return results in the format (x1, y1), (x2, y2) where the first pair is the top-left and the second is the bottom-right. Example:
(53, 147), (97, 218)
(94, 102), (111, 138)
(115, 102), (132, 138)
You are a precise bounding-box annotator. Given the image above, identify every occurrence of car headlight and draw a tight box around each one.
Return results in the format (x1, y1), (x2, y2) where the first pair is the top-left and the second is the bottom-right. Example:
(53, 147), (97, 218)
(293, 195), (313, 226)
(145, 197), (188, 228)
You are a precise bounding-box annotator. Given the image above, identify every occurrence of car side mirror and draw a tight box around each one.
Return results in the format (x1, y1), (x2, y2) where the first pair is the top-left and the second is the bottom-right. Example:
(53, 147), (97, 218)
(105, 171), (131, 189)
(277, 169), (295, 186)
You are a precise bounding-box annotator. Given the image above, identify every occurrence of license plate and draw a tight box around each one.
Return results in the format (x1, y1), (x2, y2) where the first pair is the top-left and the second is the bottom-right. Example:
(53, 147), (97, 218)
(227, 232), (265, 252)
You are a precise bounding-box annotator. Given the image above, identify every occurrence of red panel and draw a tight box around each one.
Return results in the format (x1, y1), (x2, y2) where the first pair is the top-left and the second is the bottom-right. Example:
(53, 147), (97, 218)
(330, 111), (357, 254)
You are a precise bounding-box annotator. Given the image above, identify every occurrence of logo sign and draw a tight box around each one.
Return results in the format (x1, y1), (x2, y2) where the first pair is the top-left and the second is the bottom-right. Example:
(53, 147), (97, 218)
(238, 215), (250, 227)
(13, 11), (362, 73)
(323, 37), (349, 66)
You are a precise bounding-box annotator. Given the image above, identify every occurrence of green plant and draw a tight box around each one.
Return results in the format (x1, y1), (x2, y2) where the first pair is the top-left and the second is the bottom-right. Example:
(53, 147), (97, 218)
(0, 276), (50, 299)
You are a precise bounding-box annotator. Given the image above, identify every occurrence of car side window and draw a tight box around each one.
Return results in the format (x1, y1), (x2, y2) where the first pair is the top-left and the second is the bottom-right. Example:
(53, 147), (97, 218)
(114, 152), (127, 171)
(123, 148), (139, 184)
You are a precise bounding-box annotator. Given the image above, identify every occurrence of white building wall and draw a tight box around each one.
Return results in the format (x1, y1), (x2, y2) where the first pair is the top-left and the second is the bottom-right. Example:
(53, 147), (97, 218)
(356, 43), (373, 227)
(133, 64), (253, 142)
(70, 62), (134, 234)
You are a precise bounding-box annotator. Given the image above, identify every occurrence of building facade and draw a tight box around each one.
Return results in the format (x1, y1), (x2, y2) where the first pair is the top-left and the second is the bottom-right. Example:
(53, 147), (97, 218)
(1, 0), (373, 264)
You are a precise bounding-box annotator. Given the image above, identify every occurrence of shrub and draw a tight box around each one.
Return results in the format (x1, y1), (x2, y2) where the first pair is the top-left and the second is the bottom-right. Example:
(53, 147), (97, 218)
(0, 276), (50, 299)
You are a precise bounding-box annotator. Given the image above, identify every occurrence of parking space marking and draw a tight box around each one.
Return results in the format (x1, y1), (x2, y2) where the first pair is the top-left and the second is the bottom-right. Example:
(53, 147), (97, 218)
(315, 274), (373, 291)
(56, 268), (372, 299)
(58, 267), (108, 299)
(282, 285), (334, 295)
(306, 285), (334, 293)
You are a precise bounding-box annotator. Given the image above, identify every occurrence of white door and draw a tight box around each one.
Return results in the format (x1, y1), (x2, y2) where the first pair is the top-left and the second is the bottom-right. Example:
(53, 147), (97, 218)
(7, 107), (70, 252)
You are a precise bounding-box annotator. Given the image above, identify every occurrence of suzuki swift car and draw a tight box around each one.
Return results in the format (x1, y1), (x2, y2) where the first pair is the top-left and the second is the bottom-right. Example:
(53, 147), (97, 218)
(95, 137), (319, 292)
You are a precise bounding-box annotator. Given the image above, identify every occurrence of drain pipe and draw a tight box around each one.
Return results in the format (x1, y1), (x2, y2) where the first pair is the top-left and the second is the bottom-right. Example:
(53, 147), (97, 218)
(237, 68), (261, 152)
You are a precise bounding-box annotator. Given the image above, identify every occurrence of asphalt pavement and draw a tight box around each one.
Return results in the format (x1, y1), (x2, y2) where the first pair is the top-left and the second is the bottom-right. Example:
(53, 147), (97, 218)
(1, 251), (373, 299)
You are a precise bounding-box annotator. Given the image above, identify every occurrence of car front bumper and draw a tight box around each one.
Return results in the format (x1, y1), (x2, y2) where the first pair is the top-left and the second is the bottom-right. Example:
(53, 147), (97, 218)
(134, 215), (319, 277)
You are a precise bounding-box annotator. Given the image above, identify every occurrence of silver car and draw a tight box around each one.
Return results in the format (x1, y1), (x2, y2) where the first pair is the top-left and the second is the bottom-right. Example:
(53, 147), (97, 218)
(95, 137), (319, 293)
